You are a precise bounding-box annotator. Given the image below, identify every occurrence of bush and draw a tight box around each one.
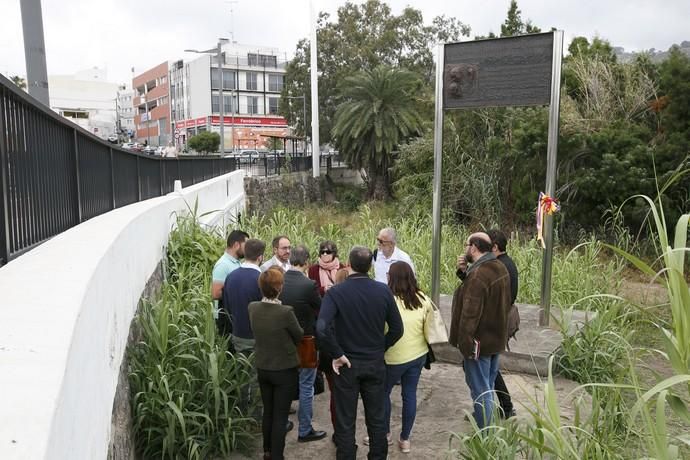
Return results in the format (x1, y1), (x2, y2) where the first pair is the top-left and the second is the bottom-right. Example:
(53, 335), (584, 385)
(129, 211), (256, 459)
(187, 131), (220, 154)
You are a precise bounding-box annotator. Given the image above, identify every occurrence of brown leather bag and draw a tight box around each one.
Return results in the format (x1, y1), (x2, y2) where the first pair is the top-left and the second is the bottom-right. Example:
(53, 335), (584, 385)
(298, 335), (317, 368)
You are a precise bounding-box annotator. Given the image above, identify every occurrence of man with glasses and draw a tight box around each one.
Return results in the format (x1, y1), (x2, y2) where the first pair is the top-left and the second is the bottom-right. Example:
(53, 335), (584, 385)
(449, 232), (511, 428)
(373, 227), (415, 284)
(261, 235), (292, 272)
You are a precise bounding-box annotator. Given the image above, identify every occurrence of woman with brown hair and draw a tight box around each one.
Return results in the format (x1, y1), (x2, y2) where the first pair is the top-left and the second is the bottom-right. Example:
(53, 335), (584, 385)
(249, 267), (303, 460)
(382, 261), (432, 454)
(308, 240), (345, 296)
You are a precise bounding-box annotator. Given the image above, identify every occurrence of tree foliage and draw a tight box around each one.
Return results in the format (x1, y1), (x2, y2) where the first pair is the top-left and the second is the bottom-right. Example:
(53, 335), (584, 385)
(10, 75), (26, 91)
(332, 66), (424, 200)
(280, 0), (469, 144)
(393, 1), (690, 239)
(500, 0), (541, 37)
(187, 131), (220, 154)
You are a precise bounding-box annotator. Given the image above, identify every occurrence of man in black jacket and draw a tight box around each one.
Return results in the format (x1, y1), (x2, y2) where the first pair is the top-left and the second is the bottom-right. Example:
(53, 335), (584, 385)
(279, 245), (327, 443)
(487, 229), (519, 419)
(317, 246), (404, 460)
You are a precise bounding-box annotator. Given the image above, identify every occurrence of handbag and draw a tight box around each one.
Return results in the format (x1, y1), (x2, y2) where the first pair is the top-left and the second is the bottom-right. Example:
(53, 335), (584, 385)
(298, 335), (318, 368)
(424, 297), (449, 345)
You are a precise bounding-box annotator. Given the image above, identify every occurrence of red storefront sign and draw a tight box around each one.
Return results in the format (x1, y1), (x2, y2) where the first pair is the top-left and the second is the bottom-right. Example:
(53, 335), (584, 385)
(176, 117), (208, 129)
(210, 116), (288, 127)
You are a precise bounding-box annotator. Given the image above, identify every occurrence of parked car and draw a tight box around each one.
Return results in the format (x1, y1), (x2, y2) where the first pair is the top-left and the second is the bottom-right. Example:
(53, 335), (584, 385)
(121, 142), (134, 150)
(143, 145), (157, 155)
(107, 134), (118, 144)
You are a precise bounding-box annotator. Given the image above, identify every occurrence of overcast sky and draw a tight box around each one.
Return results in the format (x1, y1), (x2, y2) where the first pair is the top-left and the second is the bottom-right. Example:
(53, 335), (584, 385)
(1, 0), (688, 85)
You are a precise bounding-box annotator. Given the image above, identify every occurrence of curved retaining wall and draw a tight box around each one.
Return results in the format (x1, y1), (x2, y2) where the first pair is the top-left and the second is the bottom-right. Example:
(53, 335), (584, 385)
(0, 170), (245, 460)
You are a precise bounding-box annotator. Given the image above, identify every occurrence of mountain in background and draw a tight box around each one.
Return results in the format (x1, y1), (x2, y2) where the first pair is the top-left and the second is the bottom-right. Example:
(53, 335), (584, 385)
(615, 41), (690, 63)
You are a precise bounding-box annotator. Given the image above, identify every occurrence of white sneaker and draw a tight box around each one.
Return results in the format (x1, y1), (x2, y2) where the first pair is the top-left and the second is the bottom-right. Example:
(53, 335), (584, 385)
(398, 438), (411, 453)
(363, 433), (393, 446)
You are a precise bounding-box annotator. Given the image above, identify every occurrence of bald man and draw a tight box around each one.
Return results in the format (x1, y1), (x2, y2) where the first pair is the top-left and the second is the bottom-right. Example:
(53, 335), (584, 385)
(449, 232), (511, 428)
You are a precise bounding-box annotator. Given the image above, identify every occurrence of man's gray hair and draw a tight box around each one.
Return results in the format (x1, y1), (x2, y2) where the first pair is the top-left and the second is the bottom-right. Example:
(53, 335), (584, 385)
(380, 227), (397, 244)
(289, 244), (310, 266)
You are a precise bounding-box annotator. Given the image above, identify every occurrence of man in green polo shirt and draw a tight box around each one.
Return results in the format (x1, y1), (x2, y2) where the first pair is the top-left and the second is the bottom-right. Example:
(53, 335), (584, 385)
(212, 230), (249, 335)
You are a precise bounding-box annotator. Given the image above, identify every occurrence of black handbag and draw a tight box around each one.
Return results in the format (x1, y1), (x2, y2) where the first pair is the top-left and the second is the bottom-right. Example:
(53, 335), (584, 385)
(424, 344), (436, 370)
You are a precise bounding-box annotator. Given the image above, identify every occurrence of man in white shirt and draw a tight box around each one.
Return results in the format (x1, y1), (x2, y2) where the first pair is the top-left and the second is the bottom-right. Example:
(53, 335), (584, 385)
(373, 227), (415, 284)
(260, 235), (292, 272)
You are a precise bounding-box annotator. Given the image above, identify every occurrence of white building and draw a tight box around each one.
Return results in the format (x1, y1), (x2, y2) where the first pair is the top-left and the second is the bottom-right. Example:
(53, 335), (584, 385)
(49, 67), (121, 139)
(171, 41), (290, 151)
(116, 84), (136, 140)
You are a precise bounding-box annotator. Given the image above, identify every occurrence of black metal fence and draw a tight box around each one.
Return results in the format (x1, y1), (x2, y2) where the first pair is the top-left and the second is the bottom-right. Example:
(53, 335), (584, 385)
(232, 153), (342, 177)
(0, 74), (240, 265)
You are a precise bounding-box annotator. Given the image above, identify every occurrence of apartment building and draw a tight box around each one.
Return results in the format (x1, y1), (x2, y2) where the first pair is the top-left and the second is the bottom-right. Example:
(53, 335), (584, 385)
(49, 67), (119, 139)
(133, 62), (170, 146)
(116, 84), (135, 139)
(171, 41), (289, 151)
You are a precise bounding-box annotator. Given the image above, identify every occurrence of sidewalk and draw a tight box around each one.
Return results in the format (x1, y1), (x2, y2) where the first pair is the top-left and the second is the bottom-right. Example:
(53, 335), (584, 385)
(227, 362), (584, 459)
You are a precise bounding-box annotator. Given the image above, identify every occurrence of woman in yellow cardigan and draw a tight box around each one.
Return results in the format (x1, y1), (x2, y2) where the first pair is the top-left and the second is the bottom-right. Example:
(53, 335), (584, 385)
(384, 261), (432, 454)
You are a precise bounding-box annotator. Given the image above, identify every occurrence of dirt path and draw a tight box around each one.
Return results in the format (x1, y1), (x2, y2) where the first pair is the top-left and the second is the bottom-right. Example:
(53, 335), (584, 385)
(228, 362), (585, 459)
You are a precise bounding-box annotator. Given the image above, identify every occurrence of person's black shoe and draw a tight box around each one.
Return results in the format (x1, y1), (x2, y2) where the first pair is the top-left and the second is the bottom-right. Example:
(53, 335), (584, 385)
(298, 429), (327, 442)
(289, 406), (297, 415)
(501, 409), (517, 419)
(285, 420), (294, 432)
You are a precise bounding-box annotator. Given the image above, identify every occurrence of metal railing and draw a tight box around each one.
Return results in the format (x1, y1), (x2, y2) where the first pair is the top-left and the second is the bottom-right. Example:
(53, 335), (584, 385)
(0, 74), (239, 265)
(232, 153), (341, 177)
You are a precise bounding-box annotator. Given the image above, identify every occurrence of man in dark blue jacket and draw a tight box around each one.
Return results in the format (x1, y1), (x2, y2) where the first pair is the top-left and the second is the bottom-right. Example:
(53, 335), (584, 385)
(317, 246), (403, 460)
(222, 238), (266, 355)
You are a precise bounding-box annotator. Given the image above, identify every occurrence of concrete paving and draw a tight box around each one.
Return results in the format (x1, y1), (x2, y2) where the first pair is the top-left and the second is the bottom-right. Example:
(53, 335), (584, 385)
(227, 296), (594, 458)
(227, 362), (585, 459)
(434, 295), (593, 376)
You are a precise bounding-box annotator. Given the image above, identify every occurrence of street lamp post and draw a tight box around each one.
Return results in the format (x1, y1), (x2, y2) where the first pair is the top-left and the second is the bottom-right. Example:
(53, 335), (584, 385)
(286, 95), (307, 154)
(185, 38), (228, 155)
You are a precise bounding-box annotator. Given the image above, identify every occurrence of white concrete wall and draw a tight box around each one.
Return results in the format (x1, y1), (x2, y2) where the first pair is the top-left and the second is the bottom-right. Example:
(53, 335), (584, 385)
(0, 170), (245, 460)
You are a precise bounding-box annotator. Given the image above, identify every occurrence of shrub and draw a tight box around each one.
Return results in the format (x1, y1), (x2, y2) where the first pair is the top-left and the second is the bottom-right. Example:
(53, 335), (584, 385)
(129, 211), (256, 459)
(187, 131), (220, 154)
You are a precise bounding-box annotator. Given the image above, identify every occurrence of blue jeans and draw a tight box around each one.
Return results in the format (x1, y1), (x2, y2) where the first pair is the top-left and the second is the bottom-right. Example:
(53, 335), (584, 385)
(384, 354), (426, 440)
(298, 367), (317, 436)
(463, 354), (499, 428)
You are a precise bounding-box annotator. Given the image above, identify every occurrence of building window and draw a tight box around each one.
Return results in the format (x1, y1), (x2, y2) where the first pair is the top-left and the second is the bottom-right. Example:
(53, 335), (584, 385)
(246, 72), (257, 91)
(268, 74), (284, 92)
(268, 97), (279, 115)
(159, 96), (168, 105)
(247, 96), (258, 115)
(224, 94), (237, 113)
(212, 94), (220, 113)
(248, 53), (277, 67)
(223, 70), (235, 90)
(159, 75), (167, 84)
(211, 68), (220, 89)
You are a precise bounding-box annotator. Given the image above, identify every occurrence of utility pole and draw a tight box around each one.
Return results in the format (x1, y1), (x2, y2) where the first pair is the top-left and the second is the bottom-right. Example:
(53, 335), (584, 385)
(309, 0), (320, 177)
(218, 41), (225, 155)
(20, 0), (50, 105)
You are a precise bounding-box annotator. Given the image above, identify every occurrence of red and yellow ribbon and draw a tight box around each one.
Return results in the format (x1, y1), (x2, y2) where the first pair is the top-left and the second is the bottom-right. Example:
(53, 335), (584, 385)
(536, 192), (560, 248)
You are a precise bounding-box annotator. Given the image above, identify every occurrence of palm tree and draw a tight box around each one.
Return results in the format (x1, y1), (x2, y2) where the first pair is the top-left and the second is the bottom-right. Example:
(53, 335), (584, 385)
(10, 75), (27, 91)
(332, 66), (424, 199)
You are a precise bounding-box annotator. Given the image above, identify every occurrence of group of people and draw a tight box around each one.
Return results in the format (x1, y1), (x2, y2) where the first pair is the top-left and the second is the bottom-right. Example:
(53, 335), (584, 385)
(210, 227), (519, 460)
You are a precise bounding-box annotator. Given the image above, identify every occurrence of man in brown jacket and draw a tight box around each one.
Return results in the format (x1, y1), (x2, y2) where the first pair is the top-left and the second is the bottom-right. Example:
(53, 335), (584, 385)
(449, 232), (511, 428)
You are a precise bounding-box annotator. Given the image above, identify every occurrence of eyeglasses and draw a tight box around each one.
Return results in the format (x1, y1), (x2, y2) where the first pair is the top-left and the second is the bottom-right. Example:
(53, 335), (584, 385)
(278, 246), (291, 251)
(320, 250), (333, 255)
(376, 238), (392, 246)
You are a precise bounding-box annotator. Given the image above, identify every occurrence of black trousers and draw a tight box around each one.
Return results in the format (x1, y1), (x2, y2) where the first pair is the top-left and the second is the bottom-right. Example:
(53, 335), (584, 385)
(257, 367), (299, 460)
(333, 358), (388, 460)
(495, 370), (514, 415)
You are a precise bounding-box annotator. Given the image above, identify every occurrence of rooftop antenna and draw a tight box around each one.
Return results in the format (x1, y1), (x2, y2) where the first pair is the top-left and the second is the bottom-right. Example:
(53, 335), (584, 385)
(225, 1), (239, 42)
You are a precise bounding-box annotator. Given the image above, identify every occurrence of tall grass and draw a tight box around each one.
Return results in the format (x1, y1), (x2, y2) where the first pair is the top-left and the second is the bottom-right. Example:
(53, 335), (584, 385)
(129, 209), (256, 459)
(243, 204), (618, 306)
(449, 183), (690, 459)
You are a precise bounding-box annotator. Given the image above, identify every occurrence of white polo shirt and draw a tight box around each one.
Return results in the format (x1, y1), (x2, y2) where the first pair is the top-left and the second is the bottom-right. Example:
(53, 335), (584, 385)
(260, 255), (291, 272)
(374, 246), (415, 284)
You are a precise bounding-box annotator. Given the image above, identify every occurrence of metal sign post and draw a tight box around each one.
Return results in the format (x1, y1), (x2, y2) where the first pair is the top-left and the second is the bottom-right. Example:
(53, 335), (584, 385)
(430, 31), (564, 324)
